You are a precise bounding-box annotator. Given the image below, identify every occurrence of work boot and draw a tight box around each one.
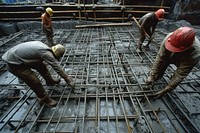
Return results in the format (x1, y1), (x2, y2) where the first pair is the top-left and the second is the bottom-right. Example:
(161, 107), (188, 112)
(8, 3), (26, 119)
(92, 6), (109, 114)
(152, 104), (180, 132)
(136, 48), (142, 53)
(66, 77), (75, 89)
(136, 42), (143, 52)
(143, 44), (150, 49)
(39, 95), (57, 107)
(46, 78), (61, 86)
(145, 39), (151, 47)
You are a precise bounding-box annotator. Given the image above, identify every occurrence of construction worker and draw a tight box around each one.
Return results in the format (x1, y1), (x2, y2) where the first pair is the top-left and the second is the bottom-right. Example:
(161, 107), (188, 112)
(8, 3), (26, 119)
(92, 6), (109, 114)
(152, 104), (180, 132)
(146, 27), (200, 98)
(136, 9), (165, 52)
(2, 41), (75, 107)
(41, 7), (54, 47)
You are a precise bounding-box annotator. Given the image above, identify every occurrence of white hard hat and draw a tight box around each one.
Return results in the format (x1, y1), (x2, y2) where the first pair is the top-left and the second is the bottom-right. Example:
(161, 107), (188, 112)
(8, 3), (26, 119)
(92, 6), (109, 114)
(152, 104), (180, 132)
(52, 44), (65, 58)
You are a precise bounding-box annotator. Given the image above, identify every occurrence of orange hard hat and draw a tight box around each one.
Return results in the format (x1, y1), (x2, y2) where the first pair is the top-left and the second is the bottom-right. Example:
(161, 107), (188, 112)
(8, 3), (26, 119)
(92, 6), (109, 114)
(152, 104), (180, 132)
(155, 9), (165, 20)
(165, 27), (196, 52)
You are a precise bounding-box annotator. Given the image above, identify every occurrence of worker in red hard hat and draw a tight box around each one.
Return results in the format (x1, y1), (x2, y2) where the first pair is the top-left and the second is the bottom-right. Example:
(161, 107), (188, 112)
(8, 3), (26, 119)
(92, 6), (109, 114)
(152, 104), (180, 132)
(2, 41), (75, 107)
(136, 9), (165, 52)
(41, 7), (54, 47)
(146, 27), (200, 98)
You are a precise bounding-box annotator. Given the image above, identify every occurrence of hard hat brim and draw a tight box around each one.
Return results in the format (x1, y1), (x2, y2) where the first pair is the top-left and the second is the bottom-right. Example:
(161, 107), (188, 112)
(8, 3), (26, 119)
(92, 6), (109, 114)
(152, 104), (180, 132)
(165, 35), (191, 52)
(157, 17), (164, 21)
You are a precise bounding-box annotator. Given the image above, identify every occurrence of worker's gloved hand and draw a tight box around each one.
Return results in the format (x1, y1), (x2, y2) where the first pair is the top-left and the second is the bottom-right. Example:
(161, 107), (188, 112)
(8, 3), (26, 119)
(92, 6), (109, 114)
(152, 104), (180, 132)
(128, 14), (132, 21)
(145, 76), (155, 86)
(65, 77), (75, 89)
(154, 86), (172, 99)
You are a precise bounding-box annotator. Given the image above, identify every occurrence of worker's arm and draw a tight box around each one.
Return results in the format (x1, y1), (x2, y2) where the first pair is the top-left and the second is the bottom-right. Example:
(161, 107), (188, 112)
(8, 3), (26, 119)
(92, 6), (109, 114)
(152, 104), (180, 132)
(166, 37), (200, 90)
(147, 34), (171, 84)
(166, 56), (199, 90)
(140, 18), (147, 33)
(150, 25), (156, 37)
(42, 51), (72, 82)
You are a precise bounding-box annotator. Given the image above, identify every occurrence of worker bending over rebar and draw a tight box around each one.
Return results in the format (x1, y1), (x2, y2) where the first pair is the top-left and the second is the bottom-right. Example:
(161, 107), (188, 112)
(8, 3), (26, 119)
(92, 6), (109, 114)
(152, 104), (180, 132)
(146, 27), (200, 98)
(2, 41), (75, 107)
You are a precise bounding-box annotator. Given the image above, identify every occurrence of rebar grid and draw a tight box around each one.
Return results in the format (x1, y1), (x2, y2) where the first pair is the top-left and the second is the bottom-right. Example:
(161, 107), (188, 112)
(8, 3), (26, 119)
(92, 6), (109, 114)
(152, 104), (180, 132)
(0, 25), (200, 133)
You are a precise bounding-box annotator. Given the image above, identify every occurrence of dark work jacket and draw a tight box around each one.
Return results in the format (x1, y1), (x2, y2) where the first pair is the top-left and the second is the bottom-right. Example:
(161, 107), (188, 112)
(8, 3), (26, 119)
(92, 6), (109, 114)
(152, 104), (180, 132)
(139, 12), (159, 35)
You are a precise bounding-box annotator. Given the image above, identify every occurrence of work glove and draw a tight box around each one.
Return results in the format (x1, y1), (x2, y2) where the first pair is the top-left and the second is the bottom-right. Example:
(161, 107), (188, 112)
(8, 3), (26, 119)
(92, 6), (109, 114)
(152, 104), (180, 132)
(65, 77), (75, 89)
(154, 86), (172, 99)
(145, 76), (155, 86)
(143, 76), (155, 90)
(128, 14), (132, 21)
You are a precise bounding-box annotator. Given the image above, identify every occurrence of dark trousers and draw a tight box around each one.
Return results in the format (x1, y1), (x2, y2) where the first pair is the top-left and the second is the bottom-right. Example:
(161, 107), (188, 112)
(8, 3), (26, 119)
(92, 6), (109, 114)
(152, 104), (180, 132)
(6, 62), (52, 98)
(137, 27), (152, 50)
(43, 27), (54, 47)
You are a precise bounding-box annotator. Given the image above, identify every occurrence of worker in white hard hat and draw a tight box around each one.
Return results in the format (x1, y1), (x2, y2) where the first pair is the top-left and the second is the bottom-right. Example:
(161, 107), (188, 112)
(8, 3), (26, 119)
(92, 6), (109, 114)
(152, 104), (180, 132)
(146, 27), (200, 98)
(2, 41), (75, 107)
(41, 7), (54, 47)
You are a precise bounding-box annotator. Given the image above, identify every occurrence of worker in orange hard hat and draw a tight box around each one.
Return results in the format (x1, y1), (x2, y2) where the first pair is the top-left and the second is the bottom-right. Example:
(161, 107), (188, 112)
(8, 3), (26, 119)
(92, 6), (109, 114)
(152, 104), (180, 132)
(146, 27), (200, 98)
(136, 8), (165, 52)
(41, 7), (54, 47)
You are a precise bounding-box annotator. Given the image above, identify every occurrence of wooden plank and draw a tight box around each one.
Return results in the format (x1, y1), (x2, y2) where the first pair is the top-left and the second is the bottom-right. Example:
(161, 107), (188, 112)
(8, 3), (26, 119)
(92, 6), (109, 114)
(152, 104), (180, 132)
(0, 9), (170, 15)
(132, 16), (150, 38)
(75, 22), (132, 28)
(0, 16), (138, 21)
(0, 4), (170, 9)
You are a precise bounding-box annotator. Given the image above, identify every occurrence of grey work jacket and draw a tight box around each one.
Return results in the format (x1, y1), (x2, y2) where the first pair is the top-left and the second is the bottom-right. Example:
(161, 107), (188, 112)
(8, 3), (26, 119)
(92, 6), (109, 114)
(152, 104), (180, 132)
(2, 41), (69, 81)
(150, 33), (200, 89)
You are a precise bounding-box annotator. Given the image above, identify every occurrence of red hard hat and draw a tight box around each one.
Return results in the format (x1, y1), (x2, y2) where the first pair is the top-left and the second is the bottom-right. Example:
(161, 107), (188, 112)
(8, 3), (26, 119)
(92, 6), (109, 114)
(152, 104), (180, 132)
(155, 9), (165, 20)
(165, 27), (196, 52)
